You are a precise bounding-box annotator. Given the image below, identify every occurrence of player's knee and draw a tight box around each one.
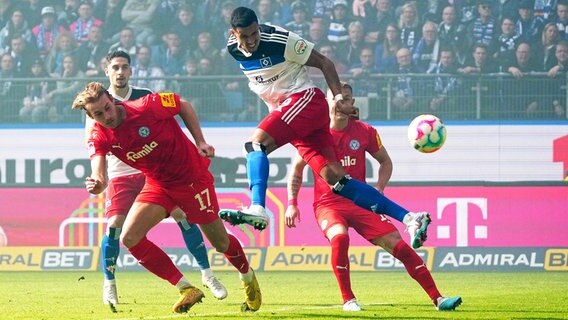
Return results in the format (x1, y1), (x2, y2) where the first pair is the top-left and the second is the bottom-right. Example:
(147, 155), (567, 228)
(371, 231), (402, 254)
(326, 224), (348, 241)
(244, 141), (267, 154)
(120, 231), (142, 248)
(212, 236), (230, 253)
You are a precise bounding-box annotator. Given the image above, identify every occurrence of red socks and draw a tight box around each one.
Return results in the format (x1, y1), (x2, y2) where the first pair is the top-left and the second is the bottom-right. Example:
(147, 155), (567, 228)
(392, 240), (441, 302)
(128, 237), (183, 286)
(330, 234), (354, 303)
(222, 234), (250, 274)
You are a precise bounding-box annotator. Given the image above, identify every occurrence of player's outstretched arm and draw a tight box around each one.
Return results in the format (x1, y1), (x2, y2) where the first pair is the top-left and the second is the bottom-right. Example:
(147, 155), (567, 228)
(86, 155), (107, 194)
(178, 98), (215, 158)
(285, 153), (307, 228)
(305, 49), (355, 116)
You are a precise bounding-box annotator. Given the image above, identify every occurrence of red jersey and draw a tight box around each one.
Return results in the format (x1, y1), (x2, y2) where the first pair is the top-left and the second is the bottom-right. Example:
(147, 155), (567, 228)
(313, 120), (383, 208)
(87, 92), (210, 186)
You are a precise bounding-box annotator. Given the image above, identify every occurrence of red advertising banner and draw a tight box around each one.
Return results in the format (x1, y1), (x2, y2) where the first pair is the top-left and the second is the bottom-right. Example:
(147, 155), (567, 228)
(0, 186), (566, 247)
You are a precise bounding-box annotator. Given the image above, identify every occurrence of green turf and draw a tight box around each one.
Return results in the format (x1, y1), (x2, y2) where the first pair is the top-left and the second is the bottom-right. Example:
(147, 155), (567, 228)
(1, 271), (567, 319)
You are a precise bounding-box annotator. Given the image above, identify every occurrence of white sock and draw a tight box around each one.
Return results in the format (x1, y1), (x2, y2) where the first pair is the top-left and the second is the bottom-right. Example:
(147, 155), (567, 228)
(176, 277), (192, 290)
(239, 268), (253, 283)
(201, 268), (213, 279)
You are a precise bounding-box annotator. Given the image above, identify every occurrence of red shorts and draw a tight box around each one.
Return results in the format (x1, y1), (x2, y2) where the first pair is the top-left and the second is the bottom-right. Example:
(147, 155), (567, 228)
(136, 172), (219, 225)
(259, 87), (338, 175)
(105, 173), (146, 218)
(315, 200), (397, 242)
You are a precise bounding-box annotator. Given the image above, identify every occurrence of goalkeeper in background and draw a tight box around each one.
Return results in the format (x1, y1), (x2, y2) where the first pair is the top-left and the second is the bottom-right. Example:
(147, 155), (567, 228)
(284, 82), (462, 312)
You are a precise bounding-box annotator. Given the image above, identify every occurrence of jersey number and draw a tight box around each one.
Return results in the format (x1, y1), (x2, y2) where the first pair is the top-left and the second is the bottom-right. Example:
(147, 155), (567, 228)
(194, 188), (211, 211)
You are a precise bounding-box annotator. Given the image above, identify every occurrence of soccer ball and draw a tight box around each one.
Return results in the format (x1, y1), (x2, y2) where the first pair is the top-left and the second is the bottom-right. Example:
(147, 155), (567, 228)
(407, 114), (447, 153)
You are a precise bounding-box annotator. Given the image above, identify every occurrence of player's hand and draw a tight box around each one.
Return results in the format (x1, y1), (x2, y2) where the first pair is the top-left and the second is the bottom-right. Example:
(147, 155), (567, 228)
(336, 99), (357, 117)
(197, 142), (215, 158)
(285, 205), (301, 228)
(85, 177), (102, 194)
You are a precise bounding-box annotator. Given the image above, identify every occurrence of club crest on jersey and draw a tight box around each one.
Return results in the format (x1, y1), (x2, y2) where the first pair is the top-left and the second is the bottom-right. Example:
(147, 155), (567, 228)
(349, 139), (360, 150)
(138, 126), (150, 138)
(159, 92), (175, 107)
(294, 40), (307, 55)
(260, 57), (272, 68)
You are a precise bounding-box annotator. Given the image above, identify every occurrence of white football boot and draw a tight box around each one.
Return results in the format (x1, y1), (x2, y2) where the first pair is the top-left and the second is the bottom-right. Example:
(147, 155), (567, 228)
(202, 275), (228, 300)
(403, 211), (431, 249)
(343, 298), (362, 311)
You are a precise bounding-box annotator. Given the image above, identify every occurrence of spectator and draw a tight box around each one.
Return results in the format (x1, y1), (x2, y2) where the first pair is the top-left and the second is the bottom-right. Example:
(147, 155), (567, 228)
(458, 43), (499, 74)
(154, 0), (185, 36)
(398, 2), (420, 52)
(361, 0), (396, 45)
(504, 42), (542, 118)
(349, 46), (381, 98)
(195, 56), (229, 121)
(390, 47), (422, 119)
(131, 44), (165, 91)
(534, 0), (558, 22)
(194, 0), (224, 28)
(535, 22), (560, 71)
(547, 41), (568, 118)
(21, 0), (43, 28)
(0, 53), (24, 122)
(516, 0), (545, 45)
(454, 0), (478, 26)
(58, 0), (80, 28)
(466, 0), (497, 52)
(256, 0), (281, 25)
(375, 23), (402, 72)
(0, 9), (34, 55)
(438, 5), (467, 50)
(307, 18), (327, 48)
(190, 31), (220, 73)
(285, 1), (310, 38)
(94, 0), (126, 44)
(45, 30), (79, 76)
(494, 17), (522, 63)
(313, 0), (334, 21)
(213, 0), (237, 49)
(20, 58), (53, 123)
(121, 0), (160, 45)
(7, 35), (39, 76)
(0, 0), (17, 31)
(69, 1), (103, 45)
(555, 0), (568, 40)
(428, 47), (464, 119)
(45, 53), (84, 122)
(170, 5), (204, 52)
(276, 0), (294, 25)
(77, 25), (110, 74)
(108, 27), (139, 63)
(85, 54), (108, 77)
(327, 0), (351, 46)
(413, 21), (441, 73)
(32, 6), (66, 59)
(151, 30), (186, 76)
(337, 20), (366, 67)
(494, 0), (521, 23)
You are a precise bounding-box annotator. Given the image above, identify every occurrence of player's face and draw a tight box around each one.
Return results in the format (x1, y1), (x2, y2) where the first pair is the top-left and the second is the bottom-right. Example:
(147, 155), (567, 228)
(85, 93), (122, 129)
(329, 87), (353, 121)
(232, 22), (261, 53)
(105, 57), (131, 89)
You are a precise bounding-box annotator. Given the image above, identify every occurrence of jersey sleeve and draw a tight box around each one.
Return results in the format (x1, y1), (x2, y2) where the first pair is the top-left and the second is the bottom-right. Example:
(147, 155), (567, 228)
(87, 126), (110, 159)
(284, 30), (314, 65)
(148, 92), (181, 119)
(365, 122), (383, 154)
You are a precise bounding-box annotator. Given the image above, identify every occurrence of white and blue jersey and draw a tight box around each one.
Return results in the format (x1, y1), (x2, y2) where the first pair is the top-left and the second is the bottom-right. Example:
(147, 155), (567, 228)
(227, 24), (316, 111)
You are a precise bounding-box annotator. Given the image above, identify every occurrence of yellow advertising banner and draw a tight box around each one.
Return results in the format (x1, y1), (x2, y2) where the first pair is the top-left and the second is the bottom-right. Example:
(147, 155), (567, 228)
(0, 247), (98, 271)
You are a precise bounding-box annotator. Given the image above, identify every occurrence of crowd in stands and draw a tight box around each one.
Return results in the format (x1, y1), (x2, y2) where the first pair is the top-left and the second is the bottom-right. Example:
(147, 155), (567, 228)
(0, 0), (567, 123)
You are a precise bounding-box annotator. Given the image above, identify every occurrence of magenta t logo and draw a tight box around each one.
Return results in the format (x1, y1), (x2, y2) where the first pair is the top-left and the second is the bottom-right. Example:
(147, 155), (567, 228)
(436, 198), (488, 247)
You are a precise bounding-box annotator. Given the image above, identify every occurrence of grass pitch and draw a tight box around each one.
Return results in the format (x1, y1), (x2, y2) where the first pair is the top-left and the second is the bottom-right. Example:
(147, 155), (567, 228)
(1, 271), (567, 319)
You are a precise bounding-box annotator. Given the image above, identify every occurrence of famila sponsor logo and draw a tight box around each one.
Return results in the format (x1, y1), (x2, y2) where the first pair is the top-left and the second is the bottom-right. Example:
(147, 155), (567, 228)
(126, 141), (158, 162)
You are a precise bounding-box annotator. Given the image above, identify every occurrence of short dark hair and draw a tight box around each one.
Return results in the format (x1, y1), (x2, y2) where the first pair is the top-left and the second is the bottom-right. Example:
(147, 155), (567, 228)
(106, 50), (131, 64)
(231, 6), (258, 28)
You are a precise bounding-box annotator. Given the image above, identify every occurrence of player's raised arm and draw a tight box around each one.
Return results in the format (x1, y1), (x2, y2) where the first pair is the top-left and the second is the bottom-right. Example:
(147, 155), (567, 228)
(305, 49), (355, 116)
(178, 98), (215, 158)
(285, 153), (307, 228)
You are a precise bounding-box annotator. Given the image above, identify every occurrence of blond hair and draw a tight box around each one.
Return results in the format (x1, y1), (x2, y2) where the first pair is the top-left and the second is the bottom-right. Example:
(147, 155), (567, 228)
(71, 81), (109, 111)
